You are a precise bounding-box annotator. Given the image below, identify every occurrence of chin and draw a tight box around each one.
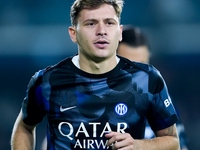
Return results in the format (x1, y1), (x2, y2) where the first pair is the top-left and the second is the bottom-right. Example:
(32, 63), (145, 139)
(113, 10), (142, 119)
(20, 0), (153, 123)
(91, 54), (108, 62)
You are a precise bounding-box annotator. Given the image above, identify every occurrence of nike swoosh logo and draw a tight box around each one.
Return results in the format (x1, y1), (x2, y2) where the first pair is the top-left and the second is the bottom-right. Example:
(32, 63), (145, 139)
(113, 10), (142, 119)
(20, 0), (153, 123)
(60, 106), (77, 112)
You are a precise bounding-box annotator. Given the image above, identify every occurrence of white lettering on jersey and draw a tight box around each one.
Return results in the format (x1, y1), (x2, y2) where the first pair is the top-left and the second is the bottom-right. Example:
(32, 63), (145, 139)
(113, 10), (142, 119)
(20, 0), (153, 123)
(74, 139), (109, 149)
(75, 122), (89, 137)
(74, 139), (83, 149)
(89, 122), (101, 137)
(164, 97), (171, 107)
(58, 122), (74, 140)
(95, 139), (108, 149)
(117, 122), (127, 133)
(58, 122), (128, 149)
(100, 122), (112, 137)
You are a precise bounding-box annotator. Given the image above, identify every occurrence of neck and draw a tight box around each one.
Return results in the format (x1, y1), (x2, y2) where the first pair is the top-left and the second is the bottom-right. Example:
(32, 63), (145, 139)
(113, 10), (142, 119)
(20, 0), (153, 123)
(77, 55), (119, 74)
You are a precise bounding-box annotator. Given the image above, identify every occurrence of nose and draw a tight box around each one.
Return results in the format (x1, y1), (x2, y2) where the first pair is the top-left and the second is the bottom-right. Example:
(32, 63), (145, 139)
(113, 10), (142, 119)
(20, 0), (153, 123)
(96, 23), (107, 36)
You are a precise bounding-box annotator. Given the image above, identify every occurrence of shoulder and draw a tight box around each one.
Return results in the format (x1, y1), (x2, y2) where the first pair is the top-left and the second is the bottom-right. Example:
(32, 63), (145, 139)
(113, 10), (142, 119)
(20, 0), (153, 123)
(118, 55), (149, 73)
(29, 56), (73, 87)
(43, 56), (73, 73)
(118, 55), (165, 94)
(148, 65), (165, 94)
(118, 55), (159, 76)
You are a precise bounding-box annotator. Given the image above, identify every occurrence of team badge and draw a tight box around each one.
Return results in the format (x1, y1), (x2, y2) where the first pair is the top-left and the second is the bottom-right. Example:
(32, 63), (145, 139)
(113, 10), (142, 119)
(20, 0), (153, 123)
(115, 103), (128, 116)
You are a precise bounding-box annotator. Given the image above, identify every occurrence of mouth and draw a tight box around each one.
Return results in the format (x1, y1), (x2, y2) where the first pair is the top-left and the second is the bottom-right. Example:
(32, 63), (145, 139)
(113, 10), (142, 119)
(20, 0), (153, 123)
(94, 40), (109, 49)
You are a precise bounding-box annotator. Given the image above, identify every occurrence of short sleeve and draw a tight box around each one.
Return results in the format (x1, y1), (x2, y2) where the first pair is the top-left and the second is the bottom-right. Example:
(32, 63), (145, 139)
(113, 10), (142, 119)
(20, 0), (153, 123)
(22, 70), (46, 126)
(147, 66), (178, 131)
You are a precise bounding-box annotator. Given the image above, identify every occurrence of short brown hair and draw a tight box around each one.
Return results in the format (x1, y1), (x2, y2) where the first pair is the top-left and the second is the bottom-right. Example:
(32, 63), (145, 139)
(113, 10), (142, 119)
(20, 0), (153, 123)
(70, 0), (124, 26)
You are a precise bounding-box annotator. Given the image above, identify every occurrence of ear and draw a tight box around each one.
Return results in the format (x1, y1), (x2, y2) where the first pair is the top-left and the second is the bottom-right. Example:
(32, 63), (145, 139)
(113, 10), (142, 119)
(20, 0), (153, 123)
(69, 26), (77, 43)
(119, 25), (123, 42)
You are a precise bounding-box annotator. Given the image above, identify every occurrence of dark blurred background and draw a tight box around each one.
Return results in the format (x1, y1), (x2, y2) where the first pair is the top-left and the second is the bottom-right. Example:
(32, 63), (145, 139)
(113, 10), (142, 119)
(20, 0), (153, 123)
(0, 0), (200, 149)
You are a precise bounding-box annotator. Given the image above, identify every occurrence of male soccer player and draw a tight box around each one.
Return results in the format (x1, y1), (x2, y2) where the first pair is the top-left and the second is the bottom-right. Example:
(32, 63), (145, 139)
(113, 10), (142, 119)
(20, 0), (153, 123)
(11, 0), (180, 149)
(117, 25), (188, 150)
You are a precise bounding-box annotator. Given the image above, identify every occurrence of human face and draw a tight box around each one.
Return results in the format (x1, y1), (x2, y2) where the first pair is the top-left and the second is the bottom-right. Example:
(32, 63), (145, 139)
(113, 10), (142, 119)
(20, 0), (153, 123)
(69, 4), (123, 62)
(118, 44), (150, 64)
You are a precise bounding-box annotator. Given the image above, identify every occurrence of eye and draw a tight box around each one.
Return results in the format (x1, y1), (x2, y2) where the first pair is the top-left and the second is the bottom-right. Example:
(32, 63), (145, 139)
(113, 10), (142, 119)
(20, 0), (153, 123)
(89, 22), (94, 26)
(106, 20), (116, 26)
(87, 22), (95, 26)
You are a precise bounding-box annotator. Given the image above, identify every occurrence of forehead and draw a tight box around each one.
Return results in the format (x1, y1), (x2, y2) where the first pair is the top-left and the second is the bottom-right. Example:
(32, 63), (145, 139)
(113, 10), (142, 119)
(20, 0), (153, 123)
(78, 4), (119, 23)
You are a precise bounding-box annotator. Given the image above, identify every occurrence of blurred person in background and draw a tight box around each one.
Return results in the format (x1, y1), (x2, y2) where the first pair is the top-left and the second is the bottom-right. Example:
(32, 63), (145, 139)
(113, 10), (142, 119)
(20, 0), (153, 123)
(11, 0), (180, 149)
(117, 25), (188, 150)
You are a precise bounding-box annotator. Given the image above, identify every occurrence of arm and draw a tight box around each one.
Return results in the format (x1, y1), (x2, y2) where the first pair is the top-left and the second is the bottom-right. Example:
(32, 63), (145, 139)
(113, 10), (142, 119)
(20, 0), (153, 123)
(106, 124), (180, 150)
(11, 109), (36, 150)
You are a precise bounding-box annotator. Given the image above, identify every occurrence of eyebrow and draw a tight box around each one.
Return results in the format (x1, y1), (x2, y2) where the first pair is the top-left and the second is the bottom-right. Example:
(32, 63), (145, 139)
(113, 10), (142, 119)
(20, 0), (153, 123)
(83, 19), (97, 23)
(105, 18), (118, 22)
(83, 18), (118, 24)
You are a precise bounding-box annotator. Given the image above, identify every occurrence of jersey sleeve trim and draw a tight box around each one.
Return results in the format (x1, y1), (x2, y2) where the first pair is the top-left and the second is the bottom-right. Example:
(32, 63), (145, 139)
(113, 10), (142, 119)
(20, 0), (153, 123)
(150, 114), (178, 132)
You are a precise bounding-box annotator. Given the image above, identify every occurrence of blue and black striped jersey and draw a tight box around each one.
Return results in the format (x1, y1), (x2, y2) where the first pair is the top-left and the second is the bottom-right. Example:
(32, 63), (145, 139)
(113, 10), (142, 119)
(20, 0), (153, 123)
(22, 55), (178, 150)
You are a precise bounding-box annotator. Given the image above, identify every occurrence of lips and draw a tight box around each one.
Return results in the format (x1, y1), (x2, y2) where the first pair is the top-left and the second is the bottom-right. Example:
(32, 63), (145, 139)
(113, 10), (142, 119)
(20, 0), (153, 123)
(94, 40), (109, 48)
